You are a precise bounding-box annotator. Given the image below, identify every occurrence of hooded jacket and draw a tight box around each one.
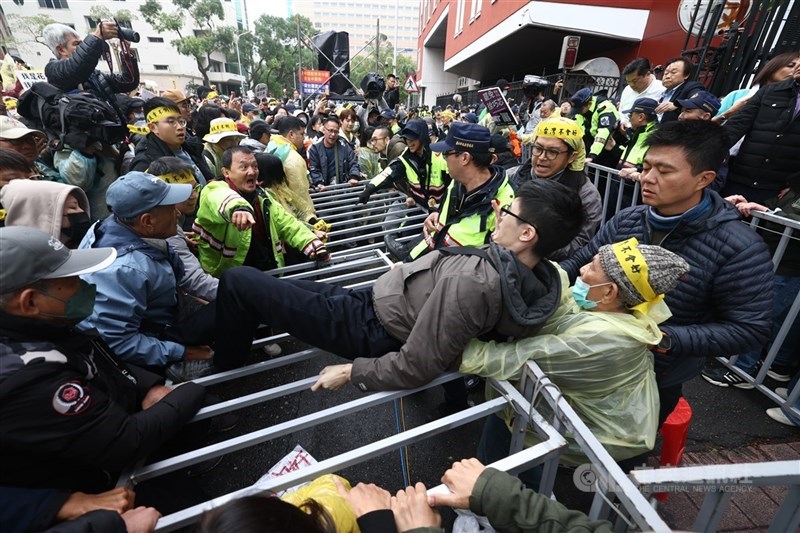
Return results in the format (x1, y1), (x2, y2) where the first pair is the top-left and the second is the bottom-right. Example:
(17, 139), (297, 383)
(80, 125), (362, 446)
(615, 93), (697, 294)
(266, 135), (316, 219)
(352, 243), (564, 391)
(0, 313), (205, 492)
(560, 192), (773, 388)
(0, 179), (89, 241)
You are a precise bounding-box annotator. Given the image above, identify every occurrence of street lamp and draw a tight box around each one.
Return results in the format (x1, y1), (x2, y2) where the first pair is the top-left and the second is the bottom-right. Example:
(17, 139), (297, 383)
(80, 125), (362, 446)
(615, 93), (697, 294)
(234, 30), (251, 96)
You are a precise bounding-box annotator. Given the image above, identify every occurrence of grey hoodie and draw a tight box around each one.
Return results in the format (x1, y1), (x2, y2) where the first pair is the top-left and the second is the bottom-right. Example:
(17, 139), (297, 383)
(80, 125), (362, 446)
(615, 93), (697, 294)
(1, 180), (90, 244)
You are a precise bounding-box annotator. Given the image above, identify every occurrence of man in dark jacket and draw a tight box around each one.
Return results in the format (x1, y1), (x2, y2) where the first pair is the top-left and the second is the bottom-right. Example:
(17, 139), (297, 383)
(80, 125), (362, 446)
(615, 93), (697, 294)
(0, 226), (206, 494)
(654, 56), (705, 124)
(130, 97), (215, 184)
(720, 63), (800, 203)
(211, 179), (584, 393)
(42, 22), (139, 125)
(307, 116), (362, 189)
(560, 120), (773, 426)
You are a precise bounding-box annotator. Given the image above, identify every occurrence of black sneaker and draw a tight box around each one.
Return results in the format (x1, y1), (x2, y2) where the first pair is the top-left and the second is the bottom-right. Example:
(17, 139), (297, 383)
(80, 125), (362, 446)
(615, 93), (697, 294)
(701, 368), (754, 389)
(766, 365), (793, 383)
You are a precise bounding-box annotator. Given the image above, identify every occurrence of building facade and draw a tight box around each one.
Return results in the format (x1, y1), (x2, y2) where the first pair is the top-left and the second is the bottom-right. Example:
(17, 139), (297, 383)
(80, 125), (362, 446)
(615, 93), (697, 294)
(291, 0), (420, 65)
(2, 0), (247, 94)
(416, 0), (756, 106)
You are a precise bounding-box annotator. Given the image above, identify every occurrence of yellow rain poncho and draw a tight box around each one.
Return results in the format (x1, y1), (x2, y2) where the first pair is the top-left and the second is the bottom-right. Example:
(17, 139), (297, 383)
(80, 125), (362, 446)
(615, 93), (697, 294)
(281, 474), (359, 533)
(460, 302), (666, 465)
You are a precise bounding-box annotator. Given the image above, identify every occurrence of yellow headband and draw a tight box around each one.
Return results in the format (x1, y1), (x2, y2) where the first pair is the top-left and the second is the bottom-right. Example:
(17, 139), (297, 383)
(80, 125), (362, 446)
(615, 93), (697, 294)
(612, 237), (659, 304)
(146, 106), (180, 124)
(149, 169), (195, 185)
(128, 123), (150, 136)
(206, 91), (219, 100)
(208, 119), (238, 135)
(535, 121), (581, 140)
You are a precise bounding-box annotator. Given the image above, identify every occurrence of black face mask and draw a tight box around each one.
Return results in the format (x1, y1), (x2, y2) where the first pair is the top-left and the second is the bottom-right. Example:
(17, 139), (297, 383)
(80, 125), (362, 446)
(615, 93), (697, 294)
(62, 212), (92, 248)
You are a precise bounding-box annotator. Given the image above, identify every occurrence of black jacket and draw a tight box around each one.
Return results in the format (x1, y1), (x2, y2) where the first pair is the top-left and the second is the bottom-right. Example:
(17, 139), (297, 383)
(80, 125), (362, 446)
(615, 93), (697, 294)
(130, 132), (215, 182)
(0, 487), (126, 533)
(0, 314), (206, 493)
(44, 34), (139, 124)
(659, 80), (705, 123)
(723, 78), (800, 192)
(560, 191), (773, 388)
(307, 137), (361, 186)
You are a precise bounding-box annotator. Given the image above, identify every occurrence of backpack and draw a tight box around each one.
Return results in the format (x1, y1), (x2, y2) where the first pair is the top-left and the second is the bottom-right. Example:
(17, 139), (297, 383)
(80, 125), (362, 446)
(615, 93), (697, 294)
(18, 82), (127, 151)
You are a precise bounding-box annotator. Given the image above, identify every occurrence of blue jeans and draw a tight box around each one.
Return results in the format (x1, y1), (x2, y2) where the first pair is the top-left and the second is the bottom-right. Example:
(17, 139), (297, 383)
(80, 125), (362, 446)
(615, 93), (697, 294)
(735, 274), (800, 373)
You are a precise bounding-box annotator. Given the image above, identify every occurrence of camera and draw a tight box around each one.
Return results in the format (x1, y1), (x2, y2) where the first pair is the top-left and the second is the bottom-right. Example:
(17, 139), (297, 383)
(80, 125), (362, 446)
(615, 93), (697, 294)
(115, 19), (140, 43)
(360, 72), (386, 100)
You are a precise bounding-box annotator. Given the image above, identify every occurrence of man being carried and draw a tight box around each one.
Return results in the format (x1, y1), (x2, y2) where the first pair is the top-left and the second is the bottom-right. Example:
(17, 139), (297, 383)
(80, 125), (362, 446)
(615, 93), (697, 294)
(211, 179), (584, 392)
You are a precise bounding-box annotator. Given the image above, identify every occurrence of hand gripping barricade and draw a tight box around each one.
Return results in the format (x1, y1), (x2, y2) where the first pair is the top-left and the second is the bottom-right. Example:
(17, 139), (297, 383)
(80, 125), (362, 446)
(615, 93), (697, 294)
(113, 174), (797, 531)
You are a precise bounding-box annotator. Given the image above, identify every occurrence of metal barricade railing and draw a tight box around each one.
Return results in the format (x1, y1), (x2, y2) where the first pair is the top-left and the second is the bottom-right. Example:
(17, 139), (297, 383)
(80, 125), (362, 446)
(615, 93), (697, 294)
(630, 461), (800, 532)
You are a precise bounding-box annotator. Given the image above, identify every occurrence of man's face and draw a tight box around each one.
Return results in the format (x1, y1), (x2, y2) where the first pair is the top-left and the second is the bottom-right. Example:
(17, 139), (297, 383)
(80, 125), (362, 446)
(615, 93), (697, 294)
(216, 136), (241, 152)
(31, 277), (80, 322)
(491, 198), (530, 250)
(177, 100), (192, 121)
(57, 34), (82, 59)
(678, 108), (710, 121)
(577, 254), (614, 303)
(662, 61), (688, 89)
(625, 71), (651, 93)
(560, 101), (572, 117)
(405, 137), (422, 154)
(177, 181), (200, 215)
(640, 145), (711, 215)
(531, 136), (574, 178)
(288, 128), (305, 150)
(224, 151), (259, 194)
(144, 204), (181, 238)
(387, 77), (397, 89)
(322, 121), (340, 148)
(370, 130), (389, 154)
(630, 111), (648, 128)
(0, 134), (42, 163)
(539, 105), (553, 119)
(150, 116), (186, 149)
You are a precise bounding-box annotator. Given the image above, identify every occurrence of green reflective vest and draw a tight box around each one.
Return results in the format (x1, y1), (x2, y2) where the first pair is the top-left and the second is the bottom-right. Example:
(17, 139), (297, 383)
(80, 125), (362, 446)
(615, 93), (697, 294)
(370, 148), (450, 208)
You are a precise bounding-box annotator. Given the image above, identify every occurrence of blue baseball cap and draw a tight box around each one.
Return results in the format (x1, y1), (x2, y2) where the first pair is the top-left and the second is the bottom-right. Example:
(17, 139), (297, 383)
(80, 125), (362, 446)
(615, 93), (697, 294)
(107, 172), (192, 218)
(463, 112), (478, 124)
(569, 88), (593, 108)
(381, 108), (397, 119)
(430, 122), (493, 153)
(677, 91), (721, 115)
(622, 97), (659, 116)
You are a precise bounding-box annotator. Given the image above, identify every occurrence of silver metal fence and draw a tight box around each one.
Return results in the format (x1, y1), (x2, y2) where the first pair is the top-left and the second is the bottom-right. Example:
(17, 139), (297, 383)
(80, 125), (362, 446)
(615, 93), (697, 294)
(118, 170), (796, 530)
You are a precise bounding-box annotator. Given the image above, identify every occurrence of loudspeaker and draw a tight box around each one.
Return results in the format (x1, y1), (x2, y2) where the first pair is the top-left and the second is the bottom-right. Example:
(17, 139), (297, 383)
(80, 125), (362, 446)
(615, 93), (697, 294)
(313, 31), (351, 95)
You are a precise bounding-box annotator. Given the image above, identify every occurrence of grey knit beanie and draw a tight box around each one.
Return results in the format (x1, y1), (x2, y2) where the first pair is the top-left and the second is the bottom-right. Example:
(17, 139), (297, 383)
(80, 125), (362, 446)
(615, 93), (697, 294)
(598, 242), (690, 308)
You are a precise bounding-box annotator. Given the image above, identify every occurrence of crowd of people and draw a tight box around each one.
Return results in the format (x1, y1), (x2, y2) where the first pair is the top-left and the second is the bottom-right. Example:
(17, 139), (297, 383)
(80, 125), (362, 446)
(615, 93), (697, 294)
(0, 19), (798, 533)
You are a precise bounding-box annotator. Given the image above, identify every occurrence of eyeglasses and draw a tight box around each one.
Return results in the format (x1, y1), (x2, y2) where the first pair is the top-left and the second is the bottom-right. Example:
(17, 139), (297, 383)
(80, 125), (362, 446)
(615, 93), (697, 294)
(499, 204), (539, 232)
(324, 128), (340, 135)
(531, 144), (570, 160)
(442, 150), (461, 158)
(158, 117), (188, 127)
(192, 183), (202, 193)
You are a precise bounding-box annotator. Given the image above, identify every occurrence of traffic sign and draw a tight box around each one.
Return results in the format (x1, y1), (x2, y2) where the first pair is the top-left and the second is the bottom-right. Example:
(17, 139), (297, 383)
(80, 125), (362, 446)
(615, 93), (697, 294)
(404, 74), (419, 93)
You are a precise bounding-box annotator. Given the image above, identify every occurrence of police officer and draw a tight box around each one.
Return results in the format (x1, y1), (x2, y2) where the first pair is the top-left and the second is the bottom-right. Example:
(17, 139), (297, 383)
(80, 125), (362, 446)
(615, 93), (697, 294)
(407, 122), (515, 261)
(570, 87), (621, 168)
(357, 119), (451, 210)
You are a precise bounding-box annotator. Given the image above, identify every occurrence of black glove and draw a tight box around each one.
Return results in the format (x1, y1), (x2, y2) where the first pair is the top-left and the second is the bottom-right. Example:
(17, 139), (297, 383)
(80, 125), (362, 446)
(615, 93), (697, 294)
(357, 185), (376, 204)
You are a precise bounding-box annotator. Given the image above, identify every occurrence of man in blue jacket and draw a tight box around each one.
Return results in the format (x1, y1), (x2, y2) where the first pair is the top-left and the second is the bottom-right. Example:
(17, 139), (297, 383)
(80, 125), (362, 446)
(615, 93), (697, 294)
(560, 120), (774, 426)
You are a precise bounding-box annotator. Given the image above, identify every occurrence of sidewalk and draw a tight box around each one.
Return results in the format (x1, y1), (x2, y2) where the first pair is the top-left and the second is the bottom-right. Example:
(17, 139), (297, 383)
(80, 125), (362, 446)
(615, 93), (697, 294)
(655, 440), (800, 531)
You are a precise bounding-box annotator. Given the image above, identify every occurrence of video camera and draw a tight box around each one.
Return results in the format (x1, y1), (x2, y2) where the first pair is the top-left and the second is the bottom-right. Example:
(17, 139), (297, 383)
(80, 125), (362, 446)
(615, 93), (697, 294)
(360, 72), (386, 100)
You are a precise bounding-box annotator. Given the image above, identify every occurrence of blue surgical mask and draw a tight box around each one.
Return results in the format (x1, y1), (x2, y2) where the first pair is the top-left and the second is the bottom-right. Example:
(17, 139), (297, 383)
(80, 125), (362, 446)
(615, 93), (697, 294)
(571, 278), (611, 310)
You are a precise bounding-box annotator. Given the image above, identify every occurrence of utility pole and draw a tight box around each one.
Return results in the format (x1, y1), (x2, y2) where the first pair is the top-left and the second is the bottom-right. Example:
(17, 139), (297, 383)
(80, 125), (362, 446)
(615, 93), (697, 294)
(376, 18), (380, 72)
(296, 16), (302, 97)
(393, 0), (398, 75)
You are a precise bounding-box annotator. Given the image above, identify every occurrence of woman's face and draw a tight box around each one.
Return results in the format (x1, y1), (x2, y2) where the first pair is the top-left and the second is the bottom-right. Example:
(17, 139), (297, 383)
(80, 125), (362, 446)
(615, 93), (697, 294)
(771, 56), (799, 83)
(341, 115), (355, 133)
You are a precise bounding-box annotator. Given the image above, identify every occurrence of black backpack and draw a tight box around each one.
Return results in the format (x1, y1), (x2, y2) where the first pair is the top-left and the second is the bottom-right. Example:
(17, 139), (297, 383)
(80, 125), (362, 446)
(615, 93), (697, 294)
(18, 82), (127, 151)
